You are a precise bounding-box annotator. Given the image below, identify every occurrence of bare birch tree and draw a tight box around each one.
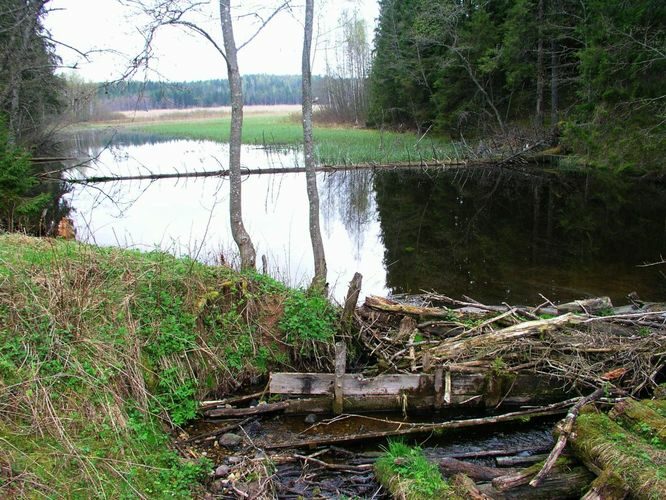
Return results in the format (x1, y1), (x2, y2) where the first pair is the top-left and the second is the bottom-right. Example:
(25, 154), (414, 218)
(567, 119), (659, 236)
(120, 0), (287, 269)
(220, 0), (255, 269)
(302, 0), (326, 288)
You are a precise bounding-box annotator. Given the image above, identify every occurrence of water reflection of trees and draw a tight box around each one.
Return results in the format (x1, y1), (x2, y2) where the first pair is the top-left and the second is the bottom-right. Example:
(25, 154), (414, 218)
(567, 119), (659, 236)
(321, 169), (375, 259)
(374, 167), (666, 304)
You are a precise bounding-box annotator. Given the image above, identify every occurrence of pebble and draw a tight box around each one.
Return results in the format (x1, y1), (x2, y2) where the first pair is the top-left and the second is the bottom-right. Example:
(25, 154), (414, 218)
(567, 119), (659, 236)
(304, 413), (318, 424)
(214, 465), (230, 478)
(218, 432), (243, 447)
(244, 419), (262, 436)
(227, 455), (243, 464)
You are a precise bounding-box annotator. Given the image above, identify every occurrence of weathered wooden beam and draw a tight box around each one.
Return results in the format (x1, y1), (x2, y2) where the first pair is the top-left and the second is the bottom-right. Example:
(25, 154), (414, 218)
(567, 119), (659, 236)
(439, 457), (510, 481)
(333, 342), (346, 414)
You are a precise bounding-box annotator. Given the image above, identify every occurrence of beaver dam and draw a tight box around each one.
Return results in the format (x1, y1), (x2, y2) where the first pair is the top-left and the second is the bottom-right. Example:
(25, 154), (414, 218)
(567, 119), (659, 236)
(1, 237), (664, 498)
(182, 284), (666, 499)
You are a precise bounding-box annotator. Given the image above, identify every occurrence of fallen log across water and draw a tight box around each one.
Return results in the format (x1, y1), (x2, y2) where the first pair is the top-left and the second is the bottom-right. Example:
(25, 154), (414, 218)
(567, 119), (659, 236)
(261, 398), (577, 450)
(62, 159), (475, 184)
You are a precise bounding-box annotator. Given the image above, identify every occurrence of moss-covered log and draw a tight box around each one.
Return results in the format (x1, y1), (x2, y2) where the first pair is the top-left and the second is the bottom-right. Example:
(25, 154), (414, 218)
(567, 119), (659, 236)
(570, 410), (666, 499)
(608, 398), (666, 445)
(581, 470), (629, 500)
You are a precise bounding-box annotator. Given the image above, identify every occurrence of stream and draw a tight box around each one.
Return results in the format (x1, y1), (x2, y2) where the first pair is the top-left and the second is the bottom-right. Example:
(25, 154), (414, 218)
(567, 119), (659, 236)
(185, 410), (556, 499)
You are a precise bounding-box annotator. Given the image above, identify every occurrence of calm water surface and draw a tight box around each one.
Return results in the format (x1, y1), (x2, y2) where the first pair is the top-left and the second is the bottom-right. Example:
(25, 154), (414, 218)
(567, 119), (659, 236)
(66, 130), (666, 304)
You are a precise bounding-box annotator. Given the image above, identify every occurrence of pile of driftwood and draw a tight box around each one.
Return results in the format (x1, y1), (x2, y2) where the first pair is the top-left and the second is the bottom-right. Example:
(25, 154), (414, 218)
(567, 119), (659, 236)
(358, 293), (665, 396)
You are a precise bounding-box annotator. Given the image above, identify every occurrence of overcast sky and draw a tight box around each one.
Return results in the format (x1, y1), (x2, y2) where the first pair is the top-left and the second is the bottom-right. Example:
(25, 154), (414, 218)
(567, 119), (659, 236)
(45, 0), (379, 82)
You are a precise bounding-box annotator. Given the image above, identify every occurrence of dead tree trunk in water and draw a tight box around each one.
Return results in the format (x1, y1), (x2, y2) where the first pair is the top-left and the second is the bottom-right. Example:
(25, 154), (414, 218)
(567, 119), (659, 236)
(220, 0), (256, 270)
(302, 0), (327, 288)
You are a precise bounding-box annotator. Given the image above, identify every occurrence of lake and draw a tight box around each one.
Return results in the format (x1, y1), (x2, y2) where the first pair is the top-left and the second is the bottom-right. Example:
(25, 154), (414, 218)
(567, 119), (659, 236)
(66, 130), (666, 305)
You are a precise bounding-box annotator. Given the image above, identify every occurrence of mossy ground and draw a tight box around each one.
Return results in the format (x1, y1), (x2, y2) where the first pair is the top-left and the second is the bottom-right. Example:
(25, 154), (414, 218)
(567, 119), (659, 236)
(0, 234), (337, 498)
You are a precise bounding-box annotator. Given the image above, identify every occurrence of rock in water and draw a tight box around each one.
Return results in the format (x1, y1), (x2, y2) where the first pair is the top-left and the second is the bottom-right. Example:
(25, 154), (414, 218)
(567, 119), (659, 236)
(218, 433), (243, 447)
(304, 413), (318, 424)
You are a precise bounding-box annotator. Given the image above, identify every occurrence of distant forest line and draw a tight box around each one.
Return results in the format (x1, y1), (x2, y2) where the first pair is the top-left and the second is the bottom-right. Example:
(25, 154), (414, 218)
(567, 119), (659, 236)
(96, 74), (328, 111)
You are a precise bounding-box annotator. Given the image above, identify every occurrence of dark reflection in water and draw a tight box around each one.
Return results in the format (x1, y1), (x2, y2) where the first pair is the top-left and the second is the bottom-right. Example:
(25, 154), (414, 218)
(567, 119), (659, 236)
(375, 167), (666, 304)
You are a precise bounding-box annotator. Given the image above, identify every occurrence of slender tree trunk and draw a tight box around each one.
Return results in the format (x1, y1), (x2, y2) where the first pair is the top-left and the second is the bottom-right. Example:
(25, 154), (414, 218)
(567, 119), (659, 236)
(220, 0), (256, 270)
(550, 39), (559, 127)
(302, 0), (327, 289)
(536, 0), (545, 124)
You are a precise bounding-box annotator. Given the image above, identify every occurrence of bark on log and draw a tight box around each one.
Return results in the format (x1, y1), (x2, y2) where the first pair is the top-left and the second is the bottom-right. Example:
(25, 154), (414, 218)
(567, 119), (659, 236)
(496, 454), (549, 467)
(557, 297), (612, 314)
(341, 272), (362, 325)
(364, 295), (455, 319)
(431, 314), (579, 358)
(205, 400), (290, 418)
(479, 466), (594, 499)
(439, 457), (510, 481)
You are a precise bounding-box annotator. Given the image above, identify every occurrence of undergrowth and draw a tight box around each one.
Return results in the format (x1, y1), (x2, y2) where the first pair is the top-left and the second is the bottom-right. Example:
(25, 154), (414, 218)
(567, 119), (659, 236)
(0, 234), (338, 497)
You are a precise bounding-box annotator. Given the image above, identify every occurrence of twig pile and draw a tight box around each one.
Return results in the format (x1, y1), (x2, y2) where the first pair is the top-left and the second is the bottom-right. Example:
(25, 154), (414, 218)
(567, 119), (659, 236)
(357, 294), (666, 395)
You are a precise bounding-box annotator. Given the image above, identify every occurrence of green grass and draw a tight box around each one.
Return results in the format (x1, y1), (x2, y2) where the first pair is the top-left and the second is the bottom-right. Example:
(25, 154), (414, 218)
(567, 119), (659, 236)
(375, 440), (453, 500)
(130, 114), (455, 165)
(0, 234), (338, 497)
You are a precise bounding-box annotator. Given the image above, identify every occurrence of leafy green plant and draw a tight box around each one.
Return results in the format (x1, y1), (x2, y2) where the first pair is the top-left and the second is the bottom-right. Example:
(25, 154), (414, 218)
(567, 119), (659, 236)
(279, 289), (337, 347)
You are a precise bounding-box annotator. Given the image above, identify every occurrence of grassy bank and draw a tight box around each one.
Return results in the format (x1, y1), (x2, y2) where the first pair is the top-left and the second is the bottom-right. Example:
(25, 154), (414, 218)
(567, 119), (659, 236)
(128, 113), (454, 165)
(0, 234), (337, 498)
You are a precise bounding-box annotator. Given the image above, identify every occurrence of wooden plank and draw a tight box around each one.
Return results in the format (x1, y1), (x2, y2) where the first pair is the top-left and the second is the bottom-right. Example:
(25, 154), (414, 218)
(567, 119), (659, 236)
(343, 373), (426, 395)
(271, 372), (427, 396)
(270, 370), (566, 403)
(270, 373), (335, 394)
